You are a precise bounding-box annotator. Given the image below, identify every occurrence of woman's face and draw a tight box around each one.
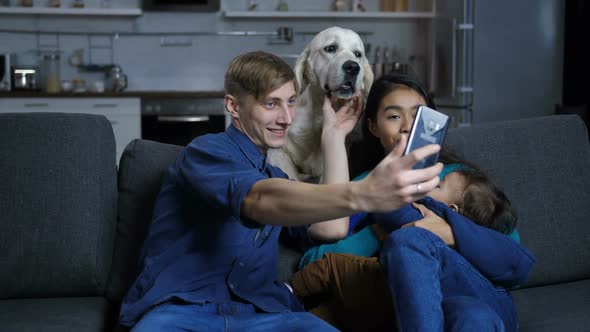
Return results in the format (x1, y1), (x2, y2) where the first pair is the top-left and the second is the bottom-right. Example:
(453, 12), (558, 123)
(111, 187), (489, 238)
(368, 87), (427, 156)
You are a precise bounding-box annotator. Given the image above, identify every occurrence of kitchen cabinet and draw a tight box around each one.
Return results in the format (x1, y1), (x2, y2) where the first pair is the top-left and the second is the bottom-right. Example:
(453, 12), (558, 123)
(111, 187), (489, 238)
(0, 97), (140, 164)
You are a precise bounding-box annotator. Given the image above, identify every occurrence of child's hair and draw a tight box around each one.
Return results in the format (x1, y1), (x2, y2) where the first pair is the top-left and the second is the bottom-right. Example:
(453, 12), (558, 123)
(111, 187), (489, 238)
(440, 150), (518, 235)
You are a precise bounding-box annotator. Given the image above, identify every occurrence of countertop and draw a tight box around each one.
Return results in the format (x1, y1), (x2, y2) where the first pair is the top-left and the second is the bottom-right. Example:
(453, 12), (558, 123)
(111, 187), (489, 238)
(0, 91), (226, 98)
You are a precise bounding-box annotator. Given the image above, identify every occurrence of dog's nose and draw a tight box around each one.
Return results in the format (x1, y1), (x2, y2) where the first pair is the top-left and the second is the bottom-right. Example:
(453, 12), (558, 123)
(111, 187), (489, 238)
(342, 61), (360, 76)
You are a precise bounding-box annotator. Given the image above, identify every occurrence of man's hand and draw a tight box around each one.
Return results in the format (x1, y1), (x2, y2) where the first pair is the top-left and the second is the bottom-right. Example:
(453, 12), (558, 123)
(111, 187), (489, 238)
(354, 144), (443, 213)
(403, 202), (456, 246)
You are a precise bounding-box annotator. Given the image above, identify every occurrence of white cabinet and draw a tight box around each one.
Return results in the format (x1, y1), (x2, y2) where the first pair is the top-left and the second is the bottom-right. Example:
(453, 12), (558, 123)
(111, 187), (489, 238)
(0, 97), (141, 164)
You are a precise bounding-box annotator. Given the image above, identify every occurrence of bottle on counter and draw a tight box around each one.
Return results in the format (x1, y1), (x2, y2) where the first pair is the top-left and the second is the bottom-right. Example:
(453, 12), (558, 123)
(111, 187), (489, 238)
(106, 65), (128, 92)
(43, 52), (61, 94)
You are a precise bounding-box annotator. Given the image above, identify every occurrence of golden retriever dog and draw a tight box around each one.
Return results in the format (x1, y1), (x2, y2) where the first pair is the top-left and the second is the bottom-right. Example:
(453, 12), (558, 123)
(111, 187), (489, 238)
(268, 26), (374, 181)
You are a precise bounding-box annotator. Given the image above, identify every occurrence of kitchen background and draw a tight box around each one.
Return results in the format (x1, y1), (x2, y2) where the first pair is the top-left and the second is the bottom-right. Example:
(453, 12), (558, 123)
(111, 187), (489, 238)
(1, 0), (586, 162)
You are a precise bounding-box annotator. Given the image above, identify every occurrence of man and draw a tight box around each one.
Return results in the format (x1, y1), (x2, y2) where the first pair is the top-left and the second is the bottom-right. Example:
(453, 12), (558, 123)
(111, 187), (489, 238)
(119, 51), (442, 331)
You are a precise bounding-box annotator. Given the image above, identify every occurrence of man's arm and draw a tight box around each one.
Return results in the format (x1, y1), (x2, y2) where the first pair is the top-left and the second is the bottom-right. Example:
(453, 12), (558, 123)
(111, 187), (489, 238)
(242, 144), (443, 226)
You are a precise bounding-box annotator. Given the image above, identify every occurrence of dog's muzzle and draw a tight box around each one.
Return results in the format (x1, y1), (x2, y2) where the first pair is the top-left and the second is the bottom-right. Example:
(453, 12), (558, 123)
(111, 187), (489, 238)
(324, 60), (361, 99)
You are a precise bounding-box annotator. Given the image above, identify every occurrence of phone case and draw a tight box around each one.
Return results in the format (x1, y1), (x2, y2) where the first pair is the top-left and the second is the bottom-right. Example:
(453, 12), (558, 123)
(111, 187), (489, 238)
(403, 106), (449, 169)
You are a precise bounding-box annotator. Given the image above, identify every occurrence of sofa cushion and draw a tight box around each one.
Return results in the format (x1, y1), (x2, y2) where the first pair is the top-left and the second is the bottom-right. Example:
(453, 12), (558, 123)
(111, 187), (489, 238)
(512, 279), (590, 332)
(0, 113), (117, 298)
(0, 297), (113, 332)
(444, 115), (590, 287)
(107, 139), (183, 302)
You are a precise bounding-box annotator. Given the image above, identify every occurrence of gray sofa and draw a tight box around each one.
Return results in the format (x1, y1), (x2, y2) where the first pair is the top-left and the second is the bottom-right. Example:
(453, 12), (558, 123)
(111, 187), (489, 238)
(0, 112), (589, 331)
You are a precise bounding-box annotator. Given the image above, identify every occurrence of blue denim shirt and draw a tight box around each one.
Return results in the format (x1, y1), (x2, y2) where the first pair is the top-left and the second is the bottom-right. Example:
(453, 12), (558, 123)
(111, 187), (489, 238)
(119, 124), (306, 327)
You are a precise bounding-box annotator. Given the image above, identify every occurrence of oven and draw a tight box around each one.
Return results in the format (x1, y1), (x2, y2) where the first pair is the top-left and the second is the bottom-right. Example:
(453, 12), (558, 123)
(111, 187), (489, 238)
(141, 96), (228, 147)
(142, 0), (219, 11)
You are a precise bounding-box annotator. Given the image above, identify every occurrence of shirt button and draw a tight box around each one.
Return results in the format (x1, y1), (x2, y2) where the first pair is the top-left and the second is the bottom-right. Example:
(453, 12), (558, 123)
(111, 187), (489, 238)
(265, 231), (270, 237)
(229, 283), (235, 289)
(239, 262), (245, 267)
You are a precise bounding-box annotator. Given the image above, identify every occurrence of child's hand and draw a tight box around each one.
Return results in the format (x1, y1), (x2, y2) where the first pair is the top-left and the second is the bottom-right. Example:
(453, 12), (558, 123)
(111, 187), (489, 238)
(405, 203), (456, 247)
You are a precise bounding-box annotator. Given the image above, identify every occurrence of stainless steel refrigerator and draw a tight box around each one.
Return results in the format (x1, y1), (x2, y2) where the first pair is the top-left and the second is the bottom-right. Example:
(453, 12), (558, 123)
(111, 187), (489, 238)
(430, 0), (563, 127)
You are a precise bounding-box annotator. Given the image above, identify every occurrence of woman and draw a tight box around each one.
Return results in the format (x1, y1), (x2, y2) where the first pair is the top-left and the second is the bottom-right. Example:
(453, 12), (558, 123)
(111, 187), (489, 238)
(295, 74), (535, 331)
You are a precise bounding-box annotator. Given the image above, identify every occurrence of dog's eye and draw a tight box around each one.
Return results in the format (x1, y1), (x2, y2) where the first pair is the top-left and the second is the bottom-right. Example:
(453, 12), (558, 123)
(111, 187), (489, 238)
(354, 51), (362, 58)
(324, 45), (337, 53)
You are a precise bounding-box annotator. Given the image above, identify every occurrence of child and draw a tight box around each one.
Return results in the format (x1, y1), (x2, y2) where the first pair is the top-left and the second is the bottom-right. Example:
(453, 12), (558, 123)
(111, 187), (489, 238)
(291, 74), (535, 331)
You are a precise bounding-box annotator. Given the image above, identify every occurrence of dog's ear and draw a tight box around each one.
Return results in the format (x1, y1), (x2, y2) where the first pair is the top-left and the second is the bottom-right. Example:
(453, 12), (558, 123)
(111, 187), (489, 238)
(294, 46), (315, 95)
(361, 57), (374, 100)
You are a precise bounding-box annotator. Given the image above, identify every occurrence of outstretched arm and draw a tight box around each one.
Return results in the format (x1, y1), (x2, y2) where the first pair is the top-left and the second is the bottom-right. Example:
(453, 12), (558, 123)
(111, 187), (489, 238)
(243, 144), (442, 226)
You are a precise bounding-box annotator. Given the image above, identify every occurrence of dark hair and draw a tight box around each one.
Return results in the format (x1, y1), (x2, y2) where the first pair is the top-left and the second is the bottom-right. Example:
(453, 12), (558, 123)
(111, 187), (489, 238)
(440, 151), (518, 235)
(224, 51), (298, 101)
(350, 74), (435, 176)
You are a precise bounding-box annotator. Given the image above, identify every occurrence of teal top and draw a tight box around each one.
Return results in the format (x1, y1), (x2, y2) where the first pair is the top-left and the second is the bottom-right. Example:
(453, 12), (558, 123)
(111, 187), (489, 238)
(299, 165), (521, 270)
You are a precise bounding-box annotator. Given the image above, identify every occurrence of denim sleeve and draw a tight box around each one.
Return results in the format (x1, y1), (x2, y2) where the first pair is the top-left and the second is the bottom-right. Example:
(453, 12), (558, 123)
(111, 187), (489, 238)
(444, 209), (536, 289)
(176, 138), (266, 220)
(370, 204), (421, 233)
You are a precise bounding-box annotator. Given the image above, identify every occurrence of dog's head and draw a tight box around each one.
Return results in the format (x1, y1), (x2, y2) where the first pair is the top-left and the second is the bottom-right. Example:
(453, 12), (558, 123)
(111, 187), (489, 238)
(294, 26), (374, 101)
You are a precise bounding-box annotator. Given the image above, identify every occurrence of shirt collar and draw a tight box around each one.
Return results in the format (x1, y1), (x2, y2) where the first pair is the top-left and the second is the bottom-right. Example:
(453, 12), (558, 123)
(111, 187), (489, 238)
(226, 124), (267, 171)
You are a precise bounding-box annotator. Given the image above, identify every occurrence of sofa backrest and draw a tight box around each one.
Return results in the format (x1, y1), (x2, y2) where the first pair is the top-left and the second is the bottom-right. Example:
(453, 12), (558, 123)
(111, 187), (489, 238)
(445, 115), (590, 287)
(0, 113), (118, 298)
(107, 139), (183, 302)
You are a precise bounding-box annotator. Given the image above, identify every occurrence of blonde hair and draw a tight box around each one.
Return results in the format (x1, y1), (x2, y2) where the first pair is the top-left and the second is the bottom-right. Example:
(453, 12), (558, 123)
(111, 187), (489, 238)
(224, 51), (298, 101)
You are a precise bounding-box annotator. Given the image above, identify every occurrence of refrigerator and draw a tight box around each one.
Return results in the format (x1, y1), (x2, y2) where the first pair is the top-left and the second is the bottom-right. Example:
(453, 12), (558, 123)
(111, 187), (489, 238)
(430, 0), (564, 127)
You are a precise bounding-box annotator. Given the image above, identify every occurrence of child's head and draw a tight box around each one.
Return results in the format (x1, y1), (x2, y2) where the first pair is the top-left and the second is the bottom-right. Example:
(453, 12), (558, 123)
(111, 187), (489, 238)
(429, 155), (518, 235)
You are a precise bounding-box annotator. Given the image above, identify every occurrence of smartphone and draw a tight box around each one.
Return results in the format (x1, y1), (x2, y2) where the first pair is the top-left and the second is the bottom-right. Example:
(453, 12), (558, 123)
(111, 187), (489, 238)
(403, 105), (449, 169)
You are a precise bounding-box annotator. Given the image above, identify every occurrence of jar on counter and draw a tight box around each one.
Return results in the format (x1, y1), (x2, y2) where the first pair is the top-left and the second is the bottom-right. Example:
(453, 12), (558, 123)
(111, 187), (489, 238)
(71, 0), (85, 8)
(43, 53), (61, 93)
(380, 0), (408, 12)
(72, 79), (87, 93)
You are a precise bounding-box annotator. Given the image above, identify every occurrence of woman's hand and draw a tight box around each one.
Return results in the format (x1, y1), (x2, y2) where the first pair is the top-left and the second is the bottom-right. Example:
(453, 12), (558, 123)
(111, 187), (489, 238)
(403, 202), (456, 246)
(321, 95), (364, 141)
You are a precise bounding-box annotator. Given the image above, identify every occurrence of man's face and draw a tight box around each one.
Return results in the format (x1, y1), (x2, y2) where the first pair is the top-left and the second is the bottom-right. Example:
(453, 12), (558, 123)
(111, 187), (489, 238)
(232, 81), (297, 153)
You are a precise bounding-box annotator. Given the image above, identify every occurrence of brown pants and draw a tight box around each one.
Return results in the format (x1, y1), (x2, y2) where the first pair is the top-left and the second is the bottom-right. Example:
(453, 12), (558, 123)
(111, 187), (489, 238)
(290, 253), (397, 332)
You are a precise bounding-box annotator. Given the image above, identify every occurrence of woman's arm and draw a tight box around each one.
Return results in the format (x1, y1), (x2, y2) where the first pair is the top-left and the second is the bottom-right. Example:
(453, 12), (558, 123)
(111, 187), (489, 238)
(308, 96), (363, 241)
